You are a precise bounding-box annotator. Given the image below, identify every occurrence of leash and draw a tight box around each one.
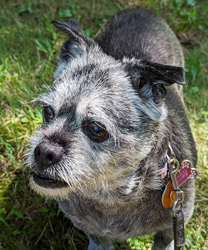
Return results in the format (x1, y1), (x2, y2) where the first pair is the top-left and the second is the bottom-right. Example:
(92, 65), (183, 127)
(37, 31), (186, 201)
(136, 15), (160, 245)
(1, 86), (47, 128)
(160, 144), (197, 250)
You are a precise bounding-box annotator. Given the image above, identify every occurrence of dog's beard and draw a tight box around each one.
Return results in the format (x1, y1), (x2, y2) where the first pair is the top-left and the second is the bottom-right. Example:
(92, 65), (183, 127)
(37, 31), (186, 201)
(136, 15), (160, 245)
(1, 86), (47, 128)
(29, 162), (72, 199)
(27, 152), (135, 200)
(30, 177), (71, 199)
(28, 160), (96, 199)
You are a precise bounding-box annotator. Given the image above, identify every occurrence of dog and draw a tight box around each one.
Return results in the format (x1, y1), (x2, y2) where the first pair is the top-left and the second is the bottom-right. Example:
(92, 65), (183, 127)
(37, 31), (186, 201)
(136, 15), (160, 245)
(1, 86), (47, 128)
(26, 8), (197, 250)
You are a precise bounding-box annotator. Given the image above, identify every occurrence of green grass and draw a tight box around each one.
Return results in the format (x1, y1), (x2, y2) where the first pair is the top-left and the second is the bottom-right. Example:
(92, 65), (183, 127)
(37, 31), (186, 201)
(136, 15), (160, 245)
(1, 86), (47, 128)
(0, 0), (208, 249)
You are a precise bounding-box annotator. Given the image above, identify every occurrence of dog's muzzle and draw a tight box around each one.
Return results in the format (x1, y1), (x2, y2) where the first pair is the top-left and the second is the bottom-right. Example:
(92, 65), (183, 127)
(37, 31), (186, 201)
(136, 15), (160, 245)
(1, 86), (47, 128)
(32, 141), (68, 189)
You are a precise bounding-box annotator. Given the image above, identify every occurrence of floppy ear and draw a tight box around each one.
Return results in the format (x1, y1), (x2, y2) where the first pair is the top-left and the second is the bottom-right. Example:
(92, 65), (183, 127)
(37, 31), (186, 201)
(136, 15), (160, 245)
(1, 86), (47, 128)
(51, 19), (94, 74)
(124, 60), (185, 120)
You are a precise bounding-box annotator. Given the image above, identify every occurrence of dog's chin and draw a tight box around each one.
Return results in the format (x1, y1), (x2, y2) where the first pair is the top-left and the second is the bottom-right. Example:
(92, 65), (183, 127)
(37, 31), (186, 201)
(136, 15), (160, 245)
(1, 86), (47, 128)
(30, 173), (71, 199)
(33, 171), (68, 189)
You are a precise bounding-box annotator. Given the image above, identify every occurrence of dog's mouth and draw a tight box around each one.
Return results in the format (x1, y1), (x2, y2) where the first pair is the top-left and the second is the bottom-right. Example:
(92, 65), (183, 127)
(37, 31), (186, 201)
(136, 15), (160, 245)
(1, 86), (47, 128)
(33, 171), (68, 189)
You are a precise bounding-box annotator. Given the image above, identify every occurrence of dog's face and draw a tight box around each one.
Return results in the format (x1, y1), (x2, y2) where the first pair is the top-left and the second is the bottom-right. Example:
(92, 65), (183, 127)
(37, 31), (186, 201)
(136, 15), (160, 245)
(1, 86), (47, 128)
(26, 19), (185, 200)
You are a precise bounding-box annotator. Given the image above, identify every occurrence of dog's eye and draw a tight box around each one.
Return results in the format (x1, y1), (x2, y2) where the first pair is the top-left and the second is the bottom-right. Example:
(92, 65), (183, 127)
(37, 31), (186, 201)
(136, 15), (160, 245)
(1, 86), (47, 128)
(83, 122), (109, 143)
(43, 106), (54, 122)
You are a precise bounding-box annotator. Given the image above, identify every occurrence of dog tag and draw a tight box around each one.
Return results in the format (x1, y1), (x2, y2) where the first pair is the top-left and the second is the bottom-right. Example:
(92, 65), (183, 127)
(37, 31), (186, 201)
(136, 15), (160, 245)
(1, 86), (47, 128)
(177, 160), (197, 186)
(162, 160), (197, 208)
(162, 182), (176, 208)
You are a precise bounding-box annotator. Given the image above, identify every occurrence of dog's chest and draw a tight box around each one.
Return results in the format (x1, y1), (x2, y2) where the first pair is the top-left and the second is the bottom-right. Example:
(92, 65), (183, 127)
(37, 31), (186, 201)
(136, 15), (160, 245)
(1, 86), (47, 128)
(58, 192), (171, 241)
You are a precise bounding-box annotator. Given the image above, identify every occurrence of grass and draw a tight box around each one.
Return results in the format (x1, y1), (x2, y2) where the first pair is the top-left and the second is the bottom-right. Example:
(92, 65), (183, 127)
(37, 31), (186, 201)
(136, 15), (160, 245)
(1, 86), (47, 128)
(0, 0), (207, 249)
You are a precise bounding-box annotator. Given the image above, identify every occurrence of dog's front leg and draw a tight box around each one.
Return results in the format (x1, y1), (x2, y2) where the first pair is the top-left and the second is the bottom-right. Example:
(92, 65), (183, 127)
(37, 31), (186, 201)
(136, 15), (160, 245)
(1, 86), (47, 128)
(88, 235), (115, 250)
(152, 229), (174, 250)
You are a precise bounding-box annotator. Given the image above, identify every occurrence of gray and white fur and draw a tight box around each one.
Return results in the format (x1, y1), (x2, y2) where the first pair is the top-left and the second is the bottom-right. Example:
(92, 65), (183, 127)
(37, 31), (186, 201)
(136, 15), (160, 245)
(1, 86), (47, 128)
(26, 8), (197, 250)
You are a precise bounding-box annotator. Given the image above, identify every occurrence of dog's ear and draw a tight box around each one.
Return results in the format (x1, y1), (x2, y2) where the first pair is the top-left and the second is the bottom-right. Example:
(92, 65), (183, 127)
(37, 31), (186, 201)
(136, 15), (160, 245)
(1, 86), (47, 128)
(124, 60), (185, 120)
(51, 19), (94, 65)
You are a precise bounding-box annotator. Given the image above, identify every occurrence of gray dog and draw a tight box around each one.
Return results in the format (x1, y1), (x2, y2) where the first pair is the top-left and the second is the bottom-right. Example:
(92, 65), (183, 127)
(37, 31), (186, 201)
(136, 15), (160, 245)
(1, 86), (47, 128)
(27, 8), (197, 250)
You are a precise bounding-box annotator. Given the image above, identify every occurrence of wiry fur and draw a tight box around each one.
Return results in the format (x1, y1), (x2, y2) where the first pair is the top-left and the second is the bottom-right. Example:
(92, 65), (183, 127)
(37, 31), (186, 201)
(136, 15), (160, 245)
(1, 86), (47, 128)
(26, 8), (197, 250)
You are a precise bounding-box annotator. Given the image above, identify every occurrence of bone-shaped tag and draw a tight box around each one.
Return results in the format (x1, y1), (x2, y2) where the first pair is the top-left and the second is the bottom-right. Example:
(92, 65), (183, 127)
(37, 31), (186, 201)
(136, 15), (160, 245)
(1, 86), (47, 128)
(162, 160), (197, 208)
(177, 160), (197, 186)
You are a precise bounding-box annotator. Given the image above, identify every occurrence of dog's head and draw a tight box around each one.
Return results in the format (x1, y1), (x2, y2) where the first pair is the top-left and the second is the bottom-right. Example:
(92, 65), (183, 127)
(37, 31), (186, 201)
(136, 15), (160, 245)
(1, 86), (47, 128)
(26, 19), (185, 200)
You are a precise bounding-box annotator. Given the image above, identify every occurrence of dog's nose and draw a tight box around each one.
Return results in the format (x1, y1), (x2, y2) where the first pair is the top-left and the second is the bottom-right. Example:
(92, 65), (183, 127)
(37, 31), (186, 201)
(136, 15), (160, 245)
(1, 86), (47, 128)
(34, 141), (64, 168)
